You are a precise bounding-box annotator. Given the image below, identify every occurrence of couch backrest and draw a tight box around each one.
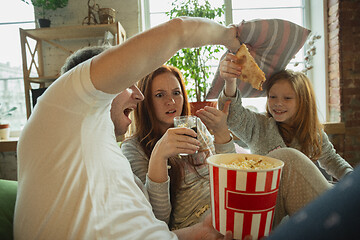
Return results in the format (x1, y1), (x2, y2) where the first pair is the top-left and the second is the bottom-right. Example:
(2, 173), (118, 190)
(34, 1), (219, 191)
(0, 179), (17, 240)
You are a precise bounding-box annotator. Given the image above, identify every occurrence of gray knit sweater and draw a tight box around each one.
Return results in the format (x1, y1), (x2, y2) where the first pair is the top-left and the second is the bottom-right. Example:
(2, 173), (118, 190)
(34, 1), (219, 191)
(218, 89), (353, 180)
(121, 121), (235, 230)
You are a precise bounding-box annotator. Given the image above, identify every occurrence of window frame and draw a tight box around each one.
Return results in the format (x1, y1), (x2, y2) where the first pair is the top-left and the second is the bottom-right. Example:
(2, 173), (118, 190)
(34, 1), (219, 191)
(141, 0), (328, 121)
(0, 20), (36, 134)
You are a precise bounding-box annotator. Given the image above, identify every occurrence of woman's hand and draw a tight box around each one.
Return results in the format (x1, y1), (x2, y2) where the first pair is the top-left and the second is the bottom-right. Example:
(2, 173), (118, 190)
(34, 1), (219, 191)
(147, 128), (200, 183)
(220, 53), (242, 97)
(196, 100), (232, 144)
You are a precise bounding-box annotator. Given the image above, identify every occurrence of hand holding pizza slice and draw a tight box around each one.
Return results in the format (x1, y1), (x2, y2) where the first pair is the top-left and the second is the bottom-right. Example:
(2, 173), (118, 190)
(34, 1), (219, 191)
(235, 44), (266, 90)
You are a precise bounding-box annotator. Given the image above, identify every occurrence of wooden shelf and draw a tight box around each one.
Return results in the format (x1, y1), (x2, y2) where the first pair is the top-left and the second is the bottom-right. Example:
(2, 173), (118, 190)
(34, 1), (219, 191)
(20, 22), (126, 118)
(0, 138), (18, 152)
(323, 122), (345, 135)
(23, 22), (126, 43)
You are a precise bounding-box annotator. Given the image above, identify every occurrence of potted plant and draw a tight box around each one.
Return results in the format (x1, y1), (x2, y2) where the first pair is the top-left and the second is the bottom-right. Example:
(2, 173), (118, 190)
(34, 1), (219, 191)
(166, 0), (225, 114)
(0, 105), (17, 140)
(21, 0), (69, 28)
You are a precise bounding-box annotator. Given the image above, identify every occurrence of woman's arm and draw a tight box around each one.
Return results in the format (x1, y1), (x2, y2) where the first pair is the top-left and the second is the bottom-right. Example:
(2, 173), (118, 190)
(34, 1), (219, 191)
(121, 139), (150, 183)
(91, 17), (240, 94)
(121, 139), (172, 224)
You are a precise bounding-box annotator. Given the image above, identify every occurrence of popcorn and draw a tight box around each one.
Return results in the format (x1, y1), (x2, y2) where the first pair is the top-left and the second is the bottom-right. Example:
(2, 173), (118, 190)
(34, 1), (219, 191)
(220, 156), (277, 170)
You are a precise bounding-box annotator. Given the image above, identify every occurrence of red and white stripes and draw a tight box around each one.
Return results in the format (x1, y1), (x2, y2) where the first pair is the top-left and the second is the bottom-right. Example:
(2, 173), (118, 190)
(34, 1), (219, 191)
(209, 165), (282, 240)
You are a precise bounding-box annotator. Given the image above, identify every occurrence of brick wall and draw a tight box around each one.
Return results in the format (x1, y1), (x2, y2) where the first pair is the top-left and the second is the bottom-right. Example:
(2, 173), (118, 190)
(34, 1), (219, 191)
(328, 0), (360, 167)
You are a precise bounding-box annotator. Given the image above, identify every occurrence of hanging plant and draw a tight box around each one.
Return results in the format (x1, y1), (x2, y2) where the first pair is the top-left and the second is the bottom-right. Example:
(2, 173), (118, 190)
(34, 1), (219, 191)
(294, 34), (322, 73)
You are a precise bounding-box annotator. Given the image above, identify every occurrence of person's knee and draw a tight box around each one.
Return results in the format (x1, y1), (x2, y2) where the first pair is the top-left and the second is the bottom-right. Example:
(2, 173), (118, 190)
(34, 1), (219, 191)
(266, 147), (314, 168)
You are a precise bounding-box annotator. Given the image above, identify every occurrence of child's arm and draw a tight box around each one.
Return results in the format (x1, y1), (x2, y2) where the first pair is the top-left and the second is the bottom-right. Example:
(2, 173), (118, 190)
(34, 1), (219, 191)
(219, 52), (242, 97)
(317, 131), (354, 180)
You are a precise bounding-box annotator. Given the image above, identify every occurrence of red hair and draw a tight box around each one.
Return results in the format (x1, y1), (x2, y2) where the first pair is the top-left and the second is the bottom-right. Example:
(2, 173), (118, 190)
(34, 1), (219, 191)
(265, 70), (323, 160)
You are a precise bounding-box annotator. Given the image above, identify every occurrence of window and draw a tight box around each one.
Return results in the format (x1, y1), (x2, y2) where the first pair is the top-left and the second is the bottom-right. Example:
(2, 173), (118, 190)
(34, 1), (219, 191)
(141, 0), (327, 120)
(0, 1), (35, 133)
(229, 0), (306, 113)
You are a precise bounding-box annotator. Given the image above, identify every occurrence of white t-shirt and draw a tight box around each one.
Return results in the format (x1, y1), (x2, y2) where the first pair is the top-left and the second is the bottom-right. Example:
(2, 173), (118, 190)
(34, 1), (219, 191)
(14, 59), (177, 240)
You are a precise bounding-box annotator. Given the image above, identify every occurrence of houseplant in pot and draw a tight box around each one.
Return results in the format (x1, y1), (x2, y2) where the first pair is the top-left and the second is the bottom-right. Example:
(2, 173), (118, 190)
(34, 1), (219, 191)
(21, 0), (69, 28)
(166, 0), (225, 115)
(0, 105), (17, 140)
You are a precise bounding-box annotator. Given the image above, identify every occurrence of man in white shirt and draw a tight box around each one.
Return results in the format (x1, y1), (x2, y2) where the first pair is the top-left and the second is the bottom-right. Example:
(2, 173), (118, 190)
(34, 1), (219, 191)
(14, 17), (239, 239)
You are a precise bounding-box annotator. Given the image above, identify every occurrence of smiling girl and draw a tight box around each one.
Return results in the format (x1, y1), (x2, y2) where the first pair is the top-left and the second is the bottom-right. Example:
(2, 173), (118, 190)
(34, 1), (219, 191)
(217, 52), (353, 180)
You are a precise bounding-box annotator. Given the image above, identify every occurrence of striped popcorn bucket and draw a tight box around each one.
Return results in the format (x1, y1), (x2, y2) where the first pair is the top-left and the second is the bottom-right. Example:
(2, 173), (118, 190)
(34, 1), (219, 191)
(207, 153), (284, 240)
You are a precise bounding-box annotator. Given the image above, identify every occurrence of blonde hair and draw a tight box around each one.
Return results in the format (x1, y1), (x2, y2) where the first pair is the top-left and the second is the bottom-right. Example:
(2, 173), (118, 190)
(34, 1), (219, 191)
(265, 70), (323, 160)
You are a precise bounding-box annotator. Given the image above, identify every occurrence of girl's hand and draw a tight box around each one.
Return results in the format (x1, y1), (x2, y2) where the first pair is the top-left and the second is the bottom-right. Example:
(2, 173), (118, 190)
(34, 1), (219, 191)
(220, 53), (241, 97)
(220, 53), (242, 82)
(148, 128), (200, 183)
(196, 100), (232, 144)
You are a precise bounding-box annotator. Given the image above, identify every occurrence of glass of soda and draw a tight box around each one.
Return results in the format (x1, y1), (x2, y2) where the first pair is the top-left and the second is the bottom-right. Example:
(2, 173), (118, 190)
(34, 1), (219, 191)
(173, 115), (198, 155)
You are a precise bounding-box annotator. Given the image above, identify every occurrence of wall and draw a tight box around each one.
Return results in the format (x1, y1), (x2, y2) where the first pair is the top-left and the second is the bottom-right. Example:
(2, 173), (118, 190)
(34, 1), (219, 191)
(0, 152), (17, 180)
(36, 0), (141, 76)
(39, 0), (141, 36)
(327, 0), (360, 167)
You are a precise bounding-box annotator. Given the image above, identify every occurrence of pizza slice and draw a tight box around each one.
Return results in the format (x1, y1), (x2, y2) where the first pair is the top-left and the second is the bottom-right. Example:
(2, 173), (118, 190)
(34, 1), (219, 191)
(235, 44), (266, 90)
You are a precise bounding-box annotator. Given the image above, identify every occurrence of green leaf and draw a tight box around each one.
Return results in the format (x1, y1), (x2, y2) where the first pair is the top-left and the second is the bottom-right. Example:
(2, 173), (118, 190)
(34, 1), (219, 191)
(166, 0), (225, 101)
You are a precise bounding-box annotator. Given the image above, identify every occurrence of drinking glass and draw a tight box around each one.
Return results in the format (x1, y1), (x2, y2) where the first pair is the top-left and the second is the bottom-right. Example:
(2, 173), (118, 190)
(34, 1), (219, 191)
(173, 115), (198, 155)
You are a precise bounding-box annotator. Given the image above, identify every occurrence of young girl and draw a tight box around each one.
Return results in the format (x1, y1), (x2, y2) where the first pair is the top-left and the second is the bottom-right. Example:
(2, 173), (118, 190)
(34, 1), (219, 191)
(121, 65), (332, 230)
(216, 52), (353, 180)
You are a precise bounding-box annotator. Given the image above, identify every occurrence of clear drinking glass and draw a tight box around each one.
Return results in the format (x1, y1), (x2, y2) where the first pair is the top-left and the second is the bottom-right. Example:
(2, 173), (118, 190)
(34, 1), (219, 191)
(173, 115), (198, 155)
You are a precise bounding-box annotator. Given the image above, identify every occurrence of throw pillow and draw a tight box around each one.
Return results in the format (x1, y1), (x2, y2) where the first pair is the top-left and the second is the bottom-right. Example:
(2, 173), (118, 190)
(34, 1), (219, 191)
(206, 19), (311, 99)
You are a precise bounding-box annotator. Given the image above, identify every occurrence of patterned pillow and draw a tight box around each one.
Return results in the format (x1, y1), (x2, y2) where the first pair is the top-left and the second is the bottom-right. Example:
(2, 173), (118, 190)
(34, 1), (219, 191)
(206, 19), (311, 99)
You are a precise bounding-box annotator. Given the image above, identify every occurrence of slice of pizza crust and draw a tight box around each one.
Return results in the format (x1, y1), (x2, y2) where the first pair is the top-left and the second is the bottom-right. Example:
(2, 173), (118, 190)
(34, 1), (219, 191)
(235, 44), (266, 90)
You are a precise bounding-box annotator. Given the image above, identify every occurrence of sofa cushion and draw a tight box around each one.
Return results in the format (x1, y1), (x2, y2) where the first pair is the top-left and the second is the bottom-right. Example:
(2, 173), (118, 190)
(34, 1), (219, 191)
(0, 179), (18, 240)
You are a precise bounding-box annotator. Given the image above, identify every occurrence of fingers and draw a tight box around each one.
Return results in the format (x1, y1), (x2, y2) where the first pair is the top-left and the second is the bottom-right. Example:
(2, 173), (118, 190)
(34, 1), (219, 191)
(224, 52), (238, 61)
(221, 100), (231, 115)
(223, 231), (233, 240)
(220, 53), (242, 80)
(196, 108), (218, 126)
(170, 127), (200, 154)
(243, 235), (253, 240)
(198, 106), (219, 116)
(173, 127), (197, 138)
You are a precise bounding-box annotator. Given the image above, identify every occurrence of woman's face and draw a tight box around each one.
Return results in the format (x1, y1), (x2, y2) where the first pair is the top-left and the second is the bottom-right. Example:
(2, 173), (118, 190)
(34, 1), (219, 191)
(267, 79), (297, 125)
(151, 72), (184, 133)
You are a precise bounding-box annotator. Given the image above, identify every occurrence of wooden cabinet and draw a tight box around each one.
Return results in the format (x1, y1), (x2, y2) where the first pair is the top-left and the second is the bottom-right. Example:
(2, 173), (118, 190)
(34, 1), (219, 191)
(19, 22), (126, 118)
